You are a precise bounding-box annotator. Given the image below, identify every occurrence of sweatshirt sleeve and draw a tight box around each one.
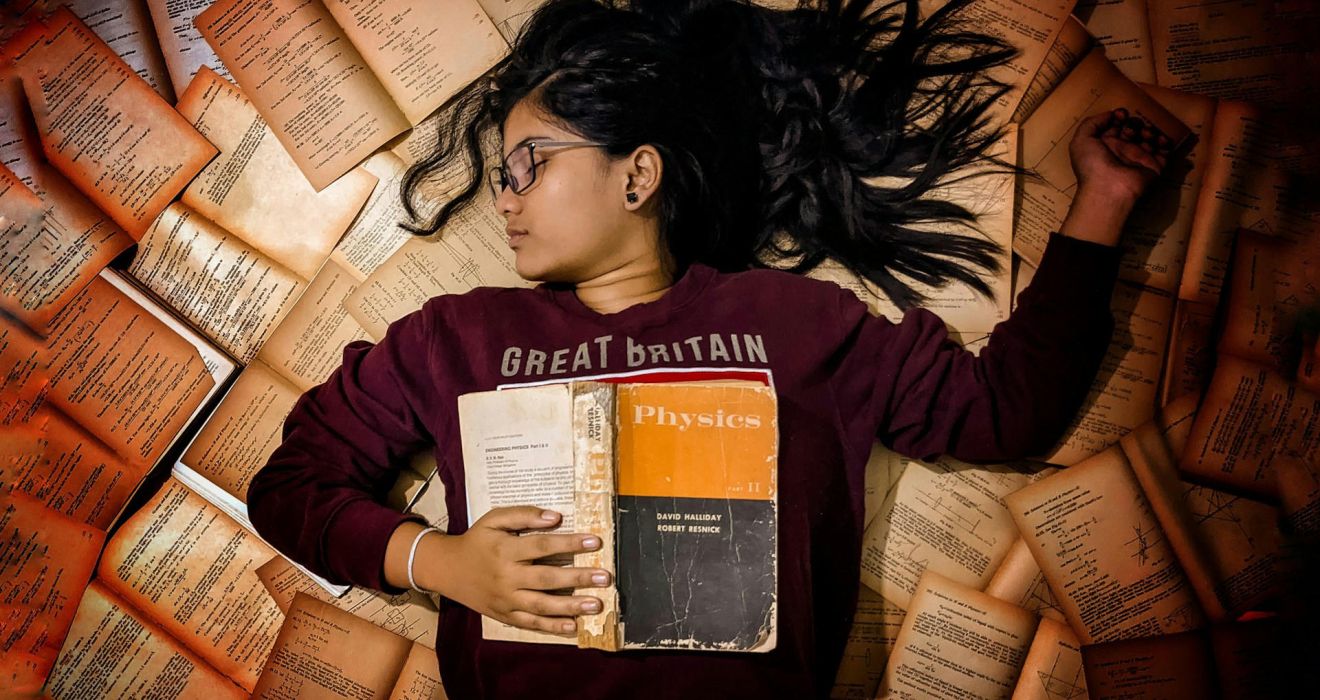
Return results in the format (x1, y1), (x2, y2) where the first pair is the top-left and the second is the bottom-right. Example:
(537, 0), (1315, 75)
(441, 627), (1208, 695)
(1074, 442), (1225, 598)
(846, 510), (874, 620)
(831, 232), (1122, 463)
(247, 301), (438, 592)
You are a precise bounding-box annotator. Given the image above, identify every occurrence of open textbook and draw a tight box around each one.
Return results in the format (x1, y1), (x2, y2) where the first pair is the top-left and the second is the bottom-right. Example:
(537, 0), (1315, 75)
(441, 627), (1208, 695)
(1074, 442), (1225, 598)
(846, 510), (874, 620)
(460, 379), (779, 652)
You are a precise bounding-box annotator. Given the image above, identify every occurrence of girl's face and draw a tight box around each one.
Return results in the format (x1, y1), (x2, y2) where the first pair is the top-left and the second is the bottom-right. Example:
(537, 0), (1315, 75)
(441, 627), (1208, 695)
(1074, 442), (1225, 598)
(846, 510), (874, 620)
(495, 100), (661, 283)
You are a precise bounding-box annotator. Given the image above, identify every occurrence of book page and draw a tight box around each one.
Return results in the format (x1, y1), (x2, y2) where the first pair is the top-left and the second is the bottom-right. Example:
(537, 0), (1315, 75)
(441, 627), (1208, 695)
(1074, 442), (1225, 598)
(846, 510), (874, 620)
(0, 489), (104, 695)
(255, 556), (439, 649)
(144, 0), (235, 99)
(1080, 631), (1216, 699)
(878, 571), (1038, 699)
(99, 477), (284, 692)
(42, 274), (215, 469)
(1041, 281), (1173, 466)
(1178, 101), (1267, 304)
(827, 585), (902, 700)
(128, 201), (305, 363)
(920, 0), (1076, 126)
(346, 190), (530, 340)
(1016, 48), (1190, 269)
(4, 9), (216, 238)
(477, 0), (546, 44)
(1010, 15), (1091, 125)
(45, 581), (248, 700)
(256, 258), (372, 393)
(1160, 299), (1216, 405)
(331, 151), (436, 281)
(180, 361), (302, 505)
(176, 66), (377, 281)
(0, 162), (127, 333)
(1148, 0), (1317, 107)
(1274, 455), (1320, 536)
(324, 0), (508, 125)
(1075, 0), (1156, 83)
(195, 0), (412, 190)
(1220, 231), (1320, 370)
(3, 405), (141, 530)
(1009, 617), (1087, 700)
(388, 641), (446, 700)
(1209, 618), (1288, 699)
(253, 593), (414, 699)
(1005, 445), (1205, 644)
(860, 456), (1034, 608)
(983, 537), (1066, 623)
(0, 311), (47, 426)
(1180, 354), (1320, 498)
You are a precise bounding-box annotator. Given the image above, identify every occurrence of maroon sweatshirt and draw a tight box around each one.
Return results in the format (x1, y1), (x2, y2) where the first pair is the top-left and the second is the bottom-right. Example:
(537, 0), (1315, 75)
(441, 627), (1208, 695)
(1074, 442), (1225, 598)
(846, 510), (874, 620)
(249, 232), (1119, 699)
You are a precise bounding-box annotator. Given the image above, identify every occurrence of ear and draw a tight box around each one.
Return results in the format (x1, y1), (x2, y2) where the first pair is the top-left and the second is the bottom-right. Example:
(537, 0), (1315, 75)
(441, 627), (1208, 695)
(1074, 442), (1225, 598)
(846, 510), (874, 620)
(622, 144), (662, 211)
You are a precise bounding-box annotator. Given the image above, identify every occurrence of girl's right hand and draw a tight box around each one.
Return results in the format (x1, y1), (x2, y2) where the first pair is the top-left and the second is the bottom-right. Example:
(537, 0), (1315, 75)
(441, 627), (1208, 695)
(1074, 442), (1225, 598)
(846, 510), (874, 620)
(426, 506), (611, 635)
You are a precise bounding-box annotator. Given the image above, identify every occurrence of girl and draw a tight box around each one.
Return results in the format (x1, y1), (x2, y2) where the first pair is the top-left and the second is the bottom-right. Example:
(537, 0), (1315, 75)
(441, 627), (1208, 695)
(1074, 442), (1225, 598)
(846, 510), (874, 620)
(249, 1), (1171, 697)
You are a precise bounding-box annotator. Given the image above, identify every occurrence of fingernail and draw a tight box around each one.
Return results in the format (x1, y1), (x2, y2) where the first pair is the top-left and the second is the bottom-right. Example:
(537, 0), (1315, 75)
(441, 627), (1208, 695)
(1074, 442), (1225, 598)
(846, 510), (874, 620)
(541, 510), (559, 521)
(592, 572), (609, 585)
(582, 536), (600, 549)
(562, 621), (576, 633)
(582, 600), (601, 613)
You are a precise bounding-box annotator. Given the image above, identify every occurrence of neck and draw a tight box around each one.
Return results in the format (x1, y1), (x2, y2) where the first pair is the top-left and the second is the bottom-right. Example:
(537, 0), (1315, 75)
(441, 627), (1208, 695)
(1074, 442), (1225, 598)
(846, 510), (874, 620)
(573, 256), (677, 315)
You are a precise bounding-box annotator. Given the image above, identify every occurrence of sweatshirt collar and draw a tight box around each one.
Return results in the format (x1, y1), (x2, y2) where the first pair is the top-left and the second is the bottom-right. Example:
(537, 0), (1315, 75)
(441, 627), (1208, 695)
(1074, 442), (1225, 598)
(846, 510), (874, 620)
(542, 263), (717, 327)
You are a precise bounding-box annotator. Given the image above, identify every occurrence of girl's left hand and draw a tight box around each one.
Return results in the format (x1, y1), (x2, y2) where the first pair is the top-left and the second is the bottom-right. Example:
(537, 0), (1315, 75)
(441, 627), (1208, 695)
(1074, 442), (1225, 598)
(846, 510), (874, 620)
(1069, 107), (1173, 208)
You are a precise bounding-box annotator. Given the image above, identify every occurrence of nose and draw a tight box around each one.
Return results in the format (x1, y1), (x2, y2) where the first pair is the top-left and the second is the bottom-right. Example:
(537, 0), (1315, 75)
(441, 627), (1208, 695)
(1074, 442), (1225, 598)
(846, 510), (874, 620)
(495, 181), (521, 218)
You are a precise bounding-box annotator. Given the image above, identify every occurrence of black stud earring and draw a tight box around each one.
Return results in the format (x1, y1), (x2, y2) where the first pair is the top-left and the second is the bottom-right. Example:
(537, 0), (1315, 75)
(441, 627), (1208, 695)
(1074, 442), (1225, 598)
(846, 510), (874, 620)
(626, 192), (639, 204)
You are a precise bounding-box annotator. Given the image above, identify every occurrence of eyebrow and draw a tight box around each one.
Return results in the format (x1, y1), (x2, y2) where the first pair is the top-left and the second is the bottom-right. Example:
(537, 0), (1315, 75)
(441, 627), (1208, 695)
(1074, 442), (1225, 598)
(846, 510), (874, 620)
(503, 136), (552, 159)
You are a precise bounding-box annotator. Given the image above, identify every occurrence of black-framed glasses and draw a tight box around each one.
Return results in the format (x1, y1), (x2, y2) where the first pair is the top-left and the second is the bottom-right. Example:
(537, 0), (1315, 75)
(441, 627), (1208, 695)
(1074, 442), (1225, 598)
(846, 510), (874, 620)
(488, 140), (605, 198)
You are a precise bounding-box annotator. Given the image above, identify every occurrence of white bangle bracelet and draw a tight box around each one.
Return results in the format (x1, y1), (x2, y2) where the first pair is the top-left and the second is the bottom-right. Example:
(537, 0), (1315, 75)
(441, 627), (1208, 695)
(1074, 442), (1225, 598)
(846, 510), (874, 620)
(407, 526), (440, 593)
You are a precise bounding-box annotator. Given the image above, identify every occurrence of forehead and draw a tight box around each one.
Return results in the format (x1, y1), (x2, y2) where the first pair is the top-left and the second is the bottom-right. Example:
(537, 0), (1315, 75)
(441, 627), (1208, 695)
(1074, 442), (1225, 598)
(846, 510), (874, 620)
(500, 100), (578, 155)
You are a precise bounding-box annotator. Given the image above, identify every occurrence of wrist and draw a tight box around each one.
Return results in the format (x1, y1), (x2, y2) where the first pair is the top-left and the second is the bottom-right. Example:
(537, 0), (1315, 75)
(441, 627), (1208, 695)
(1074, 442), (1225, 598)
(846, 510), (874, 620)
(1059, 186), (1137, 247)
(413, 528), (457, 596)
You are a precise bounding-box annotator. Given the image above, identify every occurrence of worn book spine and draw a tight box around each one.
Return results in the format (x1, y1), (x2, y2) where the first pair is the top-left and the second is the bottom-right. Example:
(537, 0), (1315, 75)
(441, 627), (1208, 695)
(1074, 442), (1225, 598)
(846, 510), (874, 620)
(572, 382), (621, 650)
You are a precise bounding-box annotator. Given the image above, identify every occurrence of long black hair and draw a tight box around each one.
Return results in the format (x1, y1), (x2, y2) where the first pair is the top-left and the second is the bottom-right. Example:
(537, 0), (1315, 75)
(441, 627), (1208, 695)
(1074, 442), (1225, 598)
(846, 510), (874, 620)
(400, 0), (1017, 309)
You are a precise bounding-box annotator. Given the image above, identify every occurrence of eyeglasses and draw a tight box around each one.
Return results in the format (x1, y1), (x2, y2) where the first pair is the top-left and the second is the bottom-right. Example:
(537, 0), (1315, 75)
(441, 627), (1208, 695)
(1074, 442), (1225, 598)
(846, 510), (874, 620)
(488, 140), (605, 198)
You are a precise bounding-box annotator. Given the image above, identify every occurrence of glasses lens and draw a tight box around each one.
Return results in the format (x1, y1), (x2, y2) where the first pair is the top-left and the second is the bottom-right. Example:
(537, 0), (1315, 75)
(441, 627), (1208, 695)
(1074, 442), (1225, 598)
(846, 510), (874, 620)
(506, 144), (536, 194)
(488, 167), (508, 199)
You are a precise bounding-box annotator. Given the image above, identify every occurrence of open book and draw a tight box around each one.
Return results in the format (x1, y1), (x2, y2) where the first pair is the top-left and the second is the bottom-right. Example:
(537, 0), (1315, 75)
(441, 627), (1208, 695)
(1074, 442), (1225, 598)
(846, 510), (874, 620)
(460, 378), (779, 652)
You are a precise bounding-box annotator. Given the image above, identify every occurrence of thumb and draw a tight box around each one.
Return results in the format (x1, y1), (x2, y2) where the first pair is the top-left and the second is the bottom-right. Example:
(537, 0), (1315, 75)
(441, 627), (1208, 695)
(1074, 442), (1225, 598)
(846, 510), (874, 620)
(477, 506), (563, 532)
(1078, 108), (1120, 138)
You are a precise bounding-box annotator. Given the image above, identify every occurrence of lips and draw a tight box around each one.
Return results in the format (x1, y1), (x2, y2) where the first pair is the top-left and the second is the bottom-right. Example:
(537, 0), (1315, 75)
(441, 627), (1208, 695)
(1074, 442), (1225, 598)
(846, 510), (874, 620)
(507, 228), (528, 247)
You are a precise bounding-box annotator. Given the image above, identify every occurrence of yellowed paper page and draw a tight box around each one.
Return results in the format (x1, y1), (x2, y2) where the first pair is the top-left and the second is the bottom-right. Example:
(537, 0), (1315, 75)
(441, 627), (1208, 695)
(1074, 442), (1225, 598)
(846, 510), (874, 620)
(4, 9), (216, 238)
(1148, 0), (1317, 107)
(879, 571), (1039, 699)
(1178, 101), (1265, 304)
(176, 67), (377, 281)
(1275, 455), (1319, 536)
(128, 202), (305, 363)
(332, 151), (434, 281)
(1005, 446), (1205, 644)
(195, 0), (411, 190)
(254, 593), (414, 698)
(984, 537), (1066, 623)
(477, 0), (546, 44)
(860, 456), (1034, 608)
(388, 642), (447, 700)
(257, 258), (372, 393)
(1220, 231), (1320, 370)
(1016, 48), (1190, 268)
(346, 190), (530, 340)
(921, 0), (1077, 126)
(0, 310), (47, 427)
(1081, 631), (1216, 699)
(827, 585), (902, 700)
(4, 405), (143, 530)
(0, 163), (126, 333)
(45, 581), (249, 700)
(1180, 354), (1320, 499)
(1160, 299), (1216, 406)
(42, 275), (215, 469)
(255, 556), (439, 649)
(0, 489), (104, 695)
(1041, 281), (1172, 466)
(99, 477), (284, 692)
(180, 361), (302, 505)
(144, 0), (235, 99)
(324, 0), (508, 125)
(1011, 15), (1092, 125)
(1009, 617), (1087, 700)
(1076, 0), (1156, 83)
